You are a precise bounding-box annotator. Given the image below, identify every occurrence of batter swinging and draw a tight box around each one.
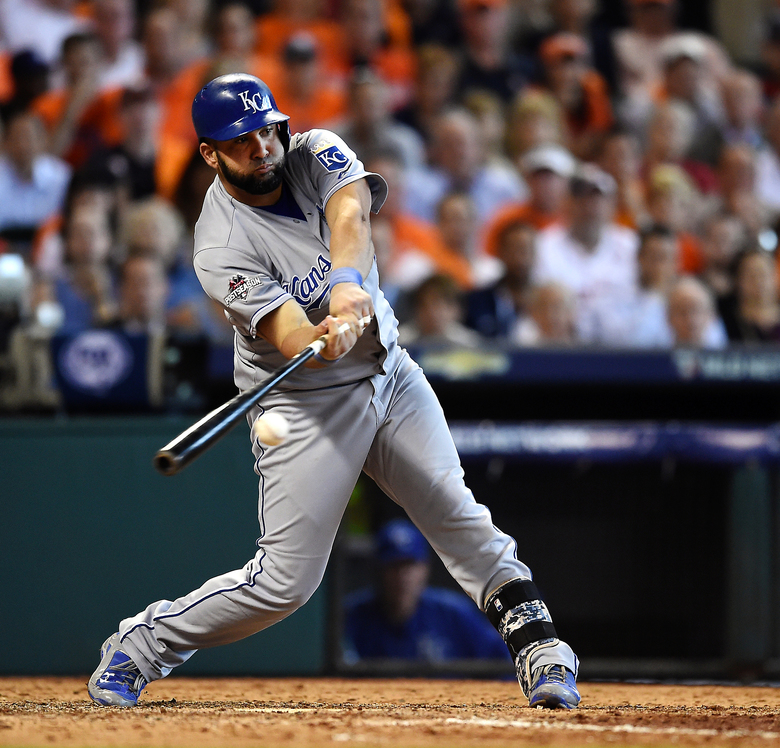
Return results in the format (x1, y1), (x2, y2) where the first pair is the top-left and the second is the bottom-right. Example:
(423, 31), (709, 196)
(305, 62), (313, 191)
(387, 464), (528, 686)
(87, 73), (581, 709)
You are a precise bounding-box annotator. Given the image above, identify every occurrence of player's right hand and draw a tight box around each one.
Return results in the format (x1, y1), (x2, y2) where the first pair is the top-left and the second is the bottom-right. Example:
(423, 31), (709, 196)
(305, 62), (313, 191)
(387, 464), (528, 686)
(329, 282), (374, 332)
(318, 315), (359, 361)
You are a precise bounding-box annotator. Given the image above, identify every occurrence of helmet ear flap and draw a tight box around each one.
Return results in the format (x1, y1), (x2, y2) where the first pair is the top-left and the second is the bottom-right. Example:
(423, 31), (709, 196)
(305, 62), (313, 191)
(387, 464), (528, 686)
(278, 121), (291, 151)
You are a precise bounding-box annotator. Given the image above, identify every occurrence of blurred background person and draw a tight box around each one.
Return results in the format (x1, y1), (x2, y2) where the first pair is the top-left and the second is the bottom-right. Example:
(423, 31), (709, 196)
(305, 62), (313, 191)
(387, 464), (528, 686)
(666, 275), (726, 349)
(597, 126), (648, 230)
(0, 109), (71, 254)
(579, 223), (679, 347)
(533, 163), (639, 332)
(405, 108), (525, 228)
(718, 68), (764, 151)
(720, 247), (780, 343)
(31, 32), (123, 169)
(484, 143), (575, 257)
(456, 0), (533, 104)
(536, 32), (613, 160)
(716, 143), (771, 242)
(394, 43), (460, 144)
(0, 50), (50, 122)
(755, 95), (780, 220)
(91, 0), (145, 91)
(504, 89), (565, 166)
(466, 219), (536, 339)
(116, 254), (168, 335)
(334, 67), (424, 170)
(343, 519), (509, 663)
(397, 274), (482, 348)
(697, 210), (748, 314)
(515, 281), (577, 346)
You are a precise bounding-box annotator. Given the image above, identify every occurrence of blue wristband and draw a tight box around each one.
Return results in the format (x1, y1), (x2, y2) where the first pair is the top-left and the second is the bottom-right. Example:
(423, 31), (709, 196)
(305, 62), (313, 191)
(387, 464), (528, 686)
(329, 267), (363, 288)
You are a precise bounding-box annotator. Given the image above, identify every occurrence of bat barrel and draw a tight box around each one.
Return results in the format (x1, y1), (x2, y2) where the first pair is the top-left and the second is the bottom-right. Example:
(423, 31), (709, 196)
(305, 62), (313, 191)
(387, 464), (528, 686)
(152, 344), (318, 475)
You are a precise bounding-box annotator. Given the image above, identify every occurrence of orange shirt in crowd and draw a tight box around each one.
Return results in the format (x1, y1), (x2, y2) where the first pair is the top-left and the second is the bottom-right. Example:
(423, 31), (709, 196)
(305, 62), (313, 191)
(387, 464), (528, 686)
(677, 231), (705, 274)
(393, 214), (474, 290)
(0, 52), (13, 103)
(255, 15), (346, 75)
(273, 84), (347, 134)
(31, 87), (124, 168)
(483, 203), (562, 257)
(566, 70), (613, 138)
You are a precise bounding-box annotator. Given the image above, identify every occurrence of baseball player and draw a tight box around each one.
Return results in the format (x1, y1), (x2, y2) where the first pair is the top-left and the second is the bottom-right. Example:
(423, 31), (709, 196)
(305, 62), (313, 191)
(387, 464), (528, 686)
(87, 73), (581, 709)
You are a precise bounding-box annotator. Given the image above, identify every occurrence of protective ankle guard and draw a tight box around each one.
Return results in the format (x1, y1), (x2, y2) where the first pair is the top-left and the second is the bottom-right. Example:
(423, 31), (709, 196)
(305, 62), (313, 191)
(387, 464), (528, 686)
(485, 579), (557, 661)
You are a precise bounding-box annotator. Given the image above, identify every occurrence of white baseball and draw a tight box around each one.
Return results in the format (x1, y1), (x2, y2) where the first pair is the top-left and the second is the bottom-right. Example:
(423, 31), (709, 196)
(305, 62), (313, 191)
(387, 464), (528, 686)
(253, 411), (290, 446)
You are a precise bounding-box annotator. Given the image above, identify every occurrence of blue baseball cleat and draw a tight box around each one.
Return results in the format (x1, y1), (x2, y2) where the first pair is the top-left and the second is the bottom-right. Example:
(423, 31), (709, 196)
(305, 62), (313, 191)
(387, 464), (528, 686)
(528, 664), (581, 709)
(88, 634), (147, 707)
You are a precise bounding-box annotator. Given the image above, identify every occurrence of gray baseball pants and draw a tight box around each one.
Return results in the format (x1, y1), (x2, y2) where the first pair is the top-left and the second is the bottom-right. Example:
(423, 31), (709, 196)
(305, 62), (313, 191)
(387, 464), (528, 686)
(118, 347), (577, 680)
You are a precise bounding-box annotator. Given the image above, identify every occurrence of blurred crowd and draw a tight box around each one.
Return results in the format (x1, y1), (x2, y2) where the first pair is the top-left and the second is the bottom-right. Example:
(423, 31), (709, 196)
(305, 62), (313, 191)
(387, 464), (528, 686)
(2, 0), (780, 396)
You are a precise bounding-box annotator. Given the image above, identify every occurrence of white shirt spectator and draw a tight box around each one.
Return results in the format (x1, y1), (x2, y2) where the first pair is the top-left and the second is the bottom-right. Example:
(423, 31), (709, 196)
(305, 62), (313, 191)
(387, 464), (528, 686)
(0, 153), (71, 232)
(532, 223), (639, 331)
(98, 40), (145, 90)
(0, 0), (88, 64)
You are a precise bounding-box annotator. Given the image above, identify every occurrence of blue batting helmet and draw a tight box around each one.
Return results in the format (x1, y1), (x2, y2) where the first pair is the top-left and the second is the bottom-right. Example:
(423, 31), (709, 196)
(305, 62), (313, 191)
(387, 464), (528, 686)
(192, 73), (291, 147)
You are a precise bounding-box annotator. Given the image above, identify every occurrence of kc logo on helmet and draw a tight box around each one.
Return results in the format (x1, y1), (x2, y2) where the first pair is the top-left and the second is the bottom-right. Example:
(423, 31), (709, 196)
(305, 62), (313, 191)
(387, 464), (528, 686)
(238, 90), (272, 114)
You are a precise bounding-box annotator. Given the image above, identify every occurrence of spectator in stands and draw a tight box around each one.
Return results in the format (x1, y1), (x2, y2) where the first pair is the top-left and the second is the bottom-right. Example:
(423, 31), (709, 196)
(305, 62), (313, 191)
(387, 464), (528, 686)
(719, 69), (764, 152)
(643, 101), (718, 195)
(164, 0), (211, 66)
(339, 0), (416, 110)
(756, 96), (780, 220)
(505, 90), (566, 166)
(533, 163), (639, 329)
(537, 32), (613, 160)
(0, 110), (71, 251)
(758, 13), (780, 101)
(51, 201), (117, 334)
(515, 281), (577, 346)
(716, 143), (770, 241)
(645, 164), (704, 274)
(436, 191), (501, 289)
(0, 51), (50, 122)
(364, 151), (461, 294)
(484, 144), (575, 257)
(657, 35), (724, 167)
(343, 519), (509, 663)
(466, 219), (536, 339)
(404, 108), (526, 228)
(334, 67), (425, 171)
(463, 90), (510, 168)
(456, 0), (533, 104)
(85, 85), (159, 201)
(720, 248), (780, 343)
(120, 197), (201, 334)
(597, 127), (648, 230)
(117, 255), (168, 335)
(525, 0), (617, 94)
(579, 224), (679, 347)
(271, 33), (347, 134)
(141, 7), (190, 93)
(91, 0), (145, 91)
(0, 0), (88, 65)
(697, 211), (748, 309)
(612, 0), (731, 132)
(402, 0), (461, 48)
(666, 275), (726, 349)
(394, 44), (460, 144)
(31, 32), (123, 168)
(255, 0), (345, 79)
(397, 274), (482, 348)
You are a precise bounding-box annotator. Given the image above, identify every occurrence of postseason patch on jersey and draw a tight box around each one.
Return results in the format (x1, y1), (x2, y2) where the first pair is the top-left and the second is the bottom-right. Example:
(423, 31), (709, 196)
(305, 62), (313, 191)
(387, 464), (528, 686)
(311, 142), (350, 177)
(225, 273), (263, 306)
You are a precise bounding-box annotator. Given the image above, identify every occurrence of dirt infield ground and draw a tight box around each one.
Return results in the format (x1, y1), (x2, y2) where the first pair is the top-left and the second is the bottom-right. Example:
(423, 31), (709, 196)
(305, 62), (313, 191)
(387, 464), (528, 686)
(1, 677), (779, 748)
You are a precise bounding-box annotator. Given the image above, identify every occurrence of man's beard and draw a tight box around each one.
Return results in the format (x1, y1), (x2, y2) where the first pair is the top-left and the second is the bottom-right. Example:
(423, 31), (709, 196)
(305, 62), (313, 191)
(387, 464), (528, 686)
(216, 152), (286, 195)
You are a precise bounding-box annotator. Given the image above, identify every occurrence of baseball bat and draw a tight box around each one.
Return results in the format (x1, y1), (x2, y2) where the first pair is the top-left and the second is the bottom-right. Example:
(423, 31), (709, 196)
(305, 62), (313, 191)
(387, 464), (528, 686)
(153, 319), (364, 476)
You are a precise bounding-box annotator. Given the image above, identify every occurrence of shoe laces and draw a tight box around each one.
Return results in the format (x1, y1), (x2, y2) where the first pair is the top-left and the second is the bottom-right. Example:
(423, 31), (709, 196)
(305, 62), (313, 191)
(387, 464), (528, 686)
(100, 654), (147, 694)
(536, 664), (568, 685)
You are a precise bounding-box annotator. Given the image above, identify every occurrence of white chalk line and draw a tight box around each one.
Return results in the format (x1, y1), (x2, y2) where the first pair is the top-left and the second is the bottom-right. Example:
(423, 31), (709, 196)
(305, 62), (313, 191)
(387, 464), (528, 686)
(230, 707), (780, 740)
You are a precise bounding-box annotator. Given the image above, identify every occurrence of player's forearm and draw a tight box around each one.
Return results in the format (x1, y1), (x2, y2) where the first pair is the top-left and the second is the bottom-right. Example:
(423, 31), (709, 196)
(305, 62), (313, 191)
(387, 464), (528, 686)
(327, 199), (373, 279)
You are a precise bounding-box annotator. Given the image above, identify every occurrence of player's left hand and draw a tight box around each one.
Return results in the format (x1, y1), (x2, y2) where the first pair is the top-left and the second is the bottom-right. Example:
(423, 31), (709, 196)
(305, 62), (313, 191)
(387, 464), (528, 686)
(329, 282), (373, 334)
(321, 315), (359, 360)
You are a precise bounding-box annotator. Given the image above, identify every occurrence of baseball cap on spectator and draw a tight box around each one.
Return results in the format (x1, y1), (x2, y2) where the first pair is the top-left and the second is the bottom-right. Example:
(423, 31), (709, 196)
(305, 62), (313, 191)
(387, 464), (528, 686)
(539, 33), (589, 65)
(283, 32), (317, 63)
(10, 49), (48, 78)
(376, 519), (429, 564)
(521, 144), (576, 178)
(571, 163), (616, 196)
(660, 34), (707, 67)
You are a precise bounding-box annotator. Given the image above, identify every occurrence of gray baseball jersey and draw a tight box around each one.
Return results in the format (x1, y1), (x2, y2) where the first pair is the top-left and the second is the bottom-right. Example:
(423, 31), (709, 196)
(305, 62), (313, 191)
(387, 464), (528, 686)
(114, 129), (578, 683)
(193, 129), (394, 391)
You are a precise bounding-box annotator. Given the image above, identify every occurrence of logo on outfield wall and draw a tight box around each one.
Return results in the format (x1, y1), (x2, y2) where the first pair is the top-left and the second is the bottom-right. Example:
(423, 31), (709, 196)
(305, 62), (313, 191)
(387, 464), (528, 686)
(225, 273), (263, 306)
(59, 330), (133, 394)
